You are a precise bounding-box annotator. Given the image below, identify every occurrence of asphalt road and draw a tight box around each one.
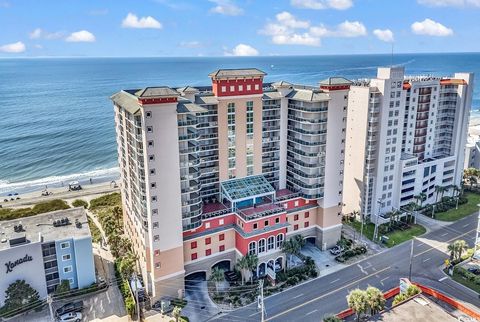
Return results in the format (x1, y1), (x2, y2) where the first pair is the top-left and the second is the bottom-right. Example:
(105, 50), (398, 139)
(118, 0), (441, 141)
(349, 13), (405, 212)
(212, 213), (480, 322)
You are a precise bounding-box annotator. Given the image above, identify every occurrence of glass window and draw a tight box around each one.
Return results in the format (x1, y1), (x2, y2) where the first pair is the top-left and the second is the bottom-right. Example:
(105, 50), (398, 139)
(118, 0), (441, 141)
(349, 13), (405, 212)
(248, 241), (257, 255)
(276, 234), (284, 248)
(258, 239), (266, 253)
(267, 236), (275, 250)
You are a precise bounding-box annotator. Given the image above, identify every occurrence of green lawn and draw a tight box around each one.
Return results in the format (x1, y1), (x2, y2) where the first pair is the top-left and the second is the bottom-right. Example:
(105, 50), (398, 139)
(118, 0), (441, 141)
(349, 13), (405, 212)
(434, 192), (480, 221)
(347, 221), (426, 248)
(384, 224), (426, 247)
(450, 270), (480, 293)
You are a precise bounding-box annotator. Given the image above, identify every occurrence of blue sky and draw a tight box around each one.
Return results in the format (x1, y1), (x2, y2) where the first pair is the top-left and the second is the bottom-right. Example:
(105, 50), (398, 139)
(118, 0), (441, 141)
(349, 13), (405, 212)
(0, 0), (479, 57)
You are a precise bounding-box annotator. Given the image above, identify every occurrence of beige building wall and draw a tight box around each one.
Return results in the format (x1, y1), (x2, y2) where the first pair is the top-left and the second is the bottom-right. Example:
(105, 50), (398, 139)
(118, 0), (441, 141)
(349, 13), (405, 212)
(182, 229), (236, 264)
(343, 86), (370, 215)
(217, 95), (263, 181)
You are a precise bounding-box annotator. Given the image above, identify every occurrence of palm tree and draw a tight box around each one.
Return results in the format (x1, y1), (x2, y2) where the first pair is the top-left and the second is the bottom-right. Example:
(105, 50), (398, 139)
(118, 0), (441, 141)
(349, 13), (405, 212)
(413, 192), (427, 209)
(236, 256), (250, 285)
(454, 240), (469, 260)
(435, 185), (447, 203)
(347, 289), (368, 322)
(365, 286), (385, 316)
(246, 254), (258, 283)
(172, 306), (182, 322)
(209, 267), (225, 294)
(405, 202), (417, 223)
(282, 239), (298, 270)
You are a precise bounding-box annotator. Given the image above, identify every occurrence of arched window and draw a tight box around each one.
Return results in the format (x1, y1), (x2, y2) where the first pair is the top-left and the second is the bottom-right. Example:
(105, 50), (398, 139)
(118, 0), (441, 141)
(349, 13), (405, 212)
(267, 236), (275, 250)
(258, 239), (266, 253)
(276, 234), (284, 248)
(248, 241), (257, 255)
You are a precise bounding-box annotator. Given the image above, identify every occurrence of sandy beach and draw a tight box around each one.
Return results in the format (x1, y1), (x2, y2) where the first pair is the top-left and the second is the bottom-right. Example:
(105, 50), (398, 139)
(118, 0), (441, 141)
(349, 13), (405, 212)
(0, 181), (120, 208)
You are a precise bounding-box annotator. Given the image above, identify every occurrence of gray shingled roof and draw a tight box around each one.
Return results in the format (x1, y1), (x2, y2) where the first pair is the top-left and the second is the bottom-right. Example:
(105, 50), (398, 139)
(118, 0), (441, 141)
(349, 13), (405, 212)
(134, 86), (179, 98)
(286, 89), (330, 102)
(272, 80), (293, 87)
(208, 68), (266, 78)
(195, 95), (219, 105)
(319, 77), (353, 86)
(110, 91), (141, 114)
(263, 91), (283, 100)
(177, 98), (208, 114)
(177, 86), (199, 93)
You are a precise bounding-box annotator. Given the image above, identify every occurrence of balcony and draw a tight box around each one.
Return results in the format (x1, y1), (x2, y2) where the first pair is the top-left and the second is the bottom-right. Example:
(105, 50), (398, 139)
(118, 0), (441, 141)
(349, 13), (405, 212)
(236, 202), (286, 221)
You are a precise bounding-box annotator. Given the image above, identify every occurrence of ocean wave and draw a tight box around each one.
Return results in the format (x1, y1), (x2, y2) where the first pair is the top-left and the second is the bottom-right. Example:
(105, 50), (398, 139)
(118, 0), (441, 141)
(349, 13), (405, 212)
(0, 167), (120, 194)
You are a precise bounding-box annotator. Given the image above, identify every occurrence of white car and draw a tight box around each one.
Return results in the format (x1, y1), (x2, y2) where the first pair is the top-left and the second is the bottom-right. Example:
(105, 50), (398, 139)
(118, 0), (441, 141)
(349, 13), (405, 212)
(58, 312), (82, 322)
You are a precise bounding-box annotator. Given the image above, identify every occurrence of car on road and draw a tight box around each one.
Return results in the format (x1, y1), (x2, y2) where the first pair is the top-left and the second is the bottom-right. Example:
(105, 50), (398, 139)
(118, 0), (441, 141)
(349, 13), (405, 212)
(55, 301), (84, 317)
(58, 312), (82, 322)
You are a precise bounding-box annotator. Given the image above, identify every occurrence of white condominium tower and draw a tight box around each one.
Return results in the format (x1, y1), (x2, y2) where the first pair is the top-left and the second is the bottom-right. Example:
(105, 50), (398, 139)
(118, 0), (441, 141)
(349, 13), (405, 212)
(343, 67), (473, 221)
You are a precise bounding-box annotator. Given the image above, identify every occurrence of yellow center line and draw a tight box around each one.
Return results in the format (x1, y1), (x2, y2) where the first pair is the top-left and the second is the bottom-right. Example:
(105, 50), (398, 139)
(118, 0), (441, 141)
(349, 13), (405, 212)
(265, 266), (391, 321)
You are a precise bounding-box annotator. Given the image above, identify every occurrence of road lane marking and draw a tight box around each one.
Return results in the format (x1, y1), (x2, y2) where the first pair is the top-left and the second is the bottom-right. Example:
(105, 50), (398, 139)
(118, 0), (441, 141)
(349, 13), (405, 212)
(380, 276), (389, 283)
(249, 311), (259, 317)
(357, 263), (368, 275)
(439, 276), (448, 282)
(463, 223), (470, 228)
(292, 293), (304, 299)
(423, 258), (431, 262)
(265, 266), (391, 321)
(330, 278), (340, 284)
(441, 232), (449, 237)
(305, 310), (318, 316)
(414, 228), (477, 258)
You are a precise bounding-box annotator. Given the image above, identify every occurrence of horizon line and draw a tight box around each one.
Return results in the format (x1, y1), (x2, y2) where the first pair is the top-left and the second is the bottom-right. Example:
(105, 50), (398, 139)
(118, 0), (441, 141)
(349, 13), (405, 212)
(0, 51), (479, 59)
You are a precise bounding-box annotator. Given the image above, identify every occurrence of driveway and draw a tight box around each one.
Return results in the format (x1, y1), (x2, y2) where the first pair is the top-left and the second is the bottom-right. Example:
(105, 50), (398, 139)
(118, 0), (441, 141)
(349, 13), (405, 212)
(182, 276), (220, 322)
(300, 243), (347, 276)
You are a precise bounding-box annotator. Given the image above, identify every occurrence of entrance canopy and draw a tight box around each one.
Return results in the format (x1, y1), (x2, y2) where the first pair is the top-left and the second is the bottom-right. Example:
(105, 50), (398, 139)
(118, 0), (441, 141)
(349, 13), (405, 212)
(220, 175), (275, 209)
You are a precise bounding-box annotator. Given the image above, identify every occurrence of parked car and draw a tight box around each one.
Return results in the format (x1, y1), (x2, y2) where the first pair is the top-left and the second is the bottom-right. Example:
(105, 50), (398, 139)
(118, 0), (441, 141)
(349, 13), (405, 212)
(55, 301), (83, 316)
(468, 267), (480, 275)
(329, 245), (344, 255)
(58, 312), (82, 322)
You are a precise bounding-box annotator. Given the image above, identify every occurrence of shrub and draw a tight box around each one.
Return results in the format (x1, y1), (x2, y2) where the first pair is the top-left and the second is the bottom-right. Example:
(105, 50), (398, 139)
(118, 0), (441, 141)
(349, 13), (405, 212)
(89, 193), (121, 211)
(72, 199), (88, 209)
(0, 199), (70, 221)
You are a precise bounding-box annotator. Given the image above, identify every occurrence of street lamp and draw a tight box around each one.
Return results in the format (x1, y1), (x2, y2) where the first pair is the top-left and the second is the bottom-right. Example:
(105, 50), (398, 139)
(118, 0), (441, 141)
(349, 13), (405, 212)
(475, 204), (480, 258)
(408, 236), (416, 281)
(373, 198), (385, 241)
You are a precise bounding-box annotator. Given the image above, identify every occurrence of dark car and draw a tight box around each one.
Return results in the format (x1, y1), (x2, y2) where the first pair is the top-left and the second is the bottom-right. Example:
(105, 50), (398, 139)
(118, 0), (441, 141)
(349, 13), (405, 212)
(468, 267), (480, 275)
(55, 301), (84, 316)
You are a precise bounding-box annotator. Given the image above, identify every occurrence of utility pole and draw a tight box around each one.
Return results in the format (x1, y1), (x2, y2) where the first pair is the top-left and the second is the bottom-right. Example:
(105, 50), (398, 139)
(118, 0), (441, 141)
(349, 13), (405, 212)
(373, 199), (384, 241)
(408, 238), (415, 281)
(475, 204), (480, 256)
(133, 274), (141, 321)
(360, 212), (364, 244)
(47, 295), (54, 322)
(258, 279), (265, 322)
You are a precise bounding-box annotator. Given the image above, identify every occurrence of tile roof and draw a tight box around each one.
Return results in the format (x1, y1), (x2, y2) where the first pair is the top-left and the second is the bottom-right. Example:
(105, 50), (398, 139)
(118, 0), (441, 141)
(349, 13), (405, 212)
(208, 68), (266, 79)
(286, 89), (330, 102)
(110, 91), (141, 114)
(134, 86), (179, 98)
(319, 77), (353, 86)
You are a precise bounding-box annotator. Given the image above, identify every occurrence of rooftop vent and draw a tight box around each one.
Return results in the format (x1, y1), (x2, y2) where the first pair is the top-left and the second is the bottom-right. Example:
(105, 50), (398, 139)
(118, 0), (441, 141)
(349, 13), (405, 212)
(53, 217), (71, 227)
(75, 219), (82, 229)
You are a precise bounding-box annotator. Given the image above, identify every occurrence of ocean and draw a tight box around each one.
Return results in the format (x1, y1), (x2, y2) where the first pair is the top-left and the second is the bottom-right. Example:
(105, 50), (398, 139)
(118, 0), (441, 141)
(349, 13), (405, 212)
(0, 53), (479, 195)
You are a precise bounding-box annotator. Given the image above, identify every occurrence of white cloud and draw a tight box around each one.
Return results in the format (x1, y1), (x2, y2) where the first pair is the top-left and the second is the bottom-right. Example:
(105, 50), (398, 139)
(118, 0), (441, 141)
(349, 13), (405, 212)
(122, 13), (162, 29)
(209, 0), (243, 16)
(224, 43), (259, 56)
(417, 0), (480, 7)
(29, 28), (64, 40)
(291, 0), (353, 10)
(0, 41), (25, 53)
(179, 41), (203, 48)
(34, 44), (43, 49)
(373, 29), (394, 42)
(260, 12), (366, 46)
(276, 11), (310, 28)
(411, 18), (453, 36)
(334, 20), (367, 37)
(66, 30), (96, 42)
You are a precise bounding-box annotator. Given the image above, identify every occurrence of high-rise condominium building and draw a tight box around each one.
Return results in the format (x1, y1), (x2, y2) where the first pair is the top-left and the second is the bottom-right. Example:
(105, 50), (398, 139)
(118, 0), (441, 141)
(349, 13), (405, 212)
(343, 67), (473, 222)
(111, 68), (348, 299)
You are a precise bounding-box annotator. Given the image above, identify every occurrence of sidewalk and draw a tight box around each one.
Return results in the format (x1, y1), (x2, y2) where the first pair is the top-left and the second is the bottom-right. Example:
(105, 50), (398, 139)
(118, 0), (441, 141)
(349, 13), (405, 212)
(342, 224), (384, 253)
(415, 213), (449, 234)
